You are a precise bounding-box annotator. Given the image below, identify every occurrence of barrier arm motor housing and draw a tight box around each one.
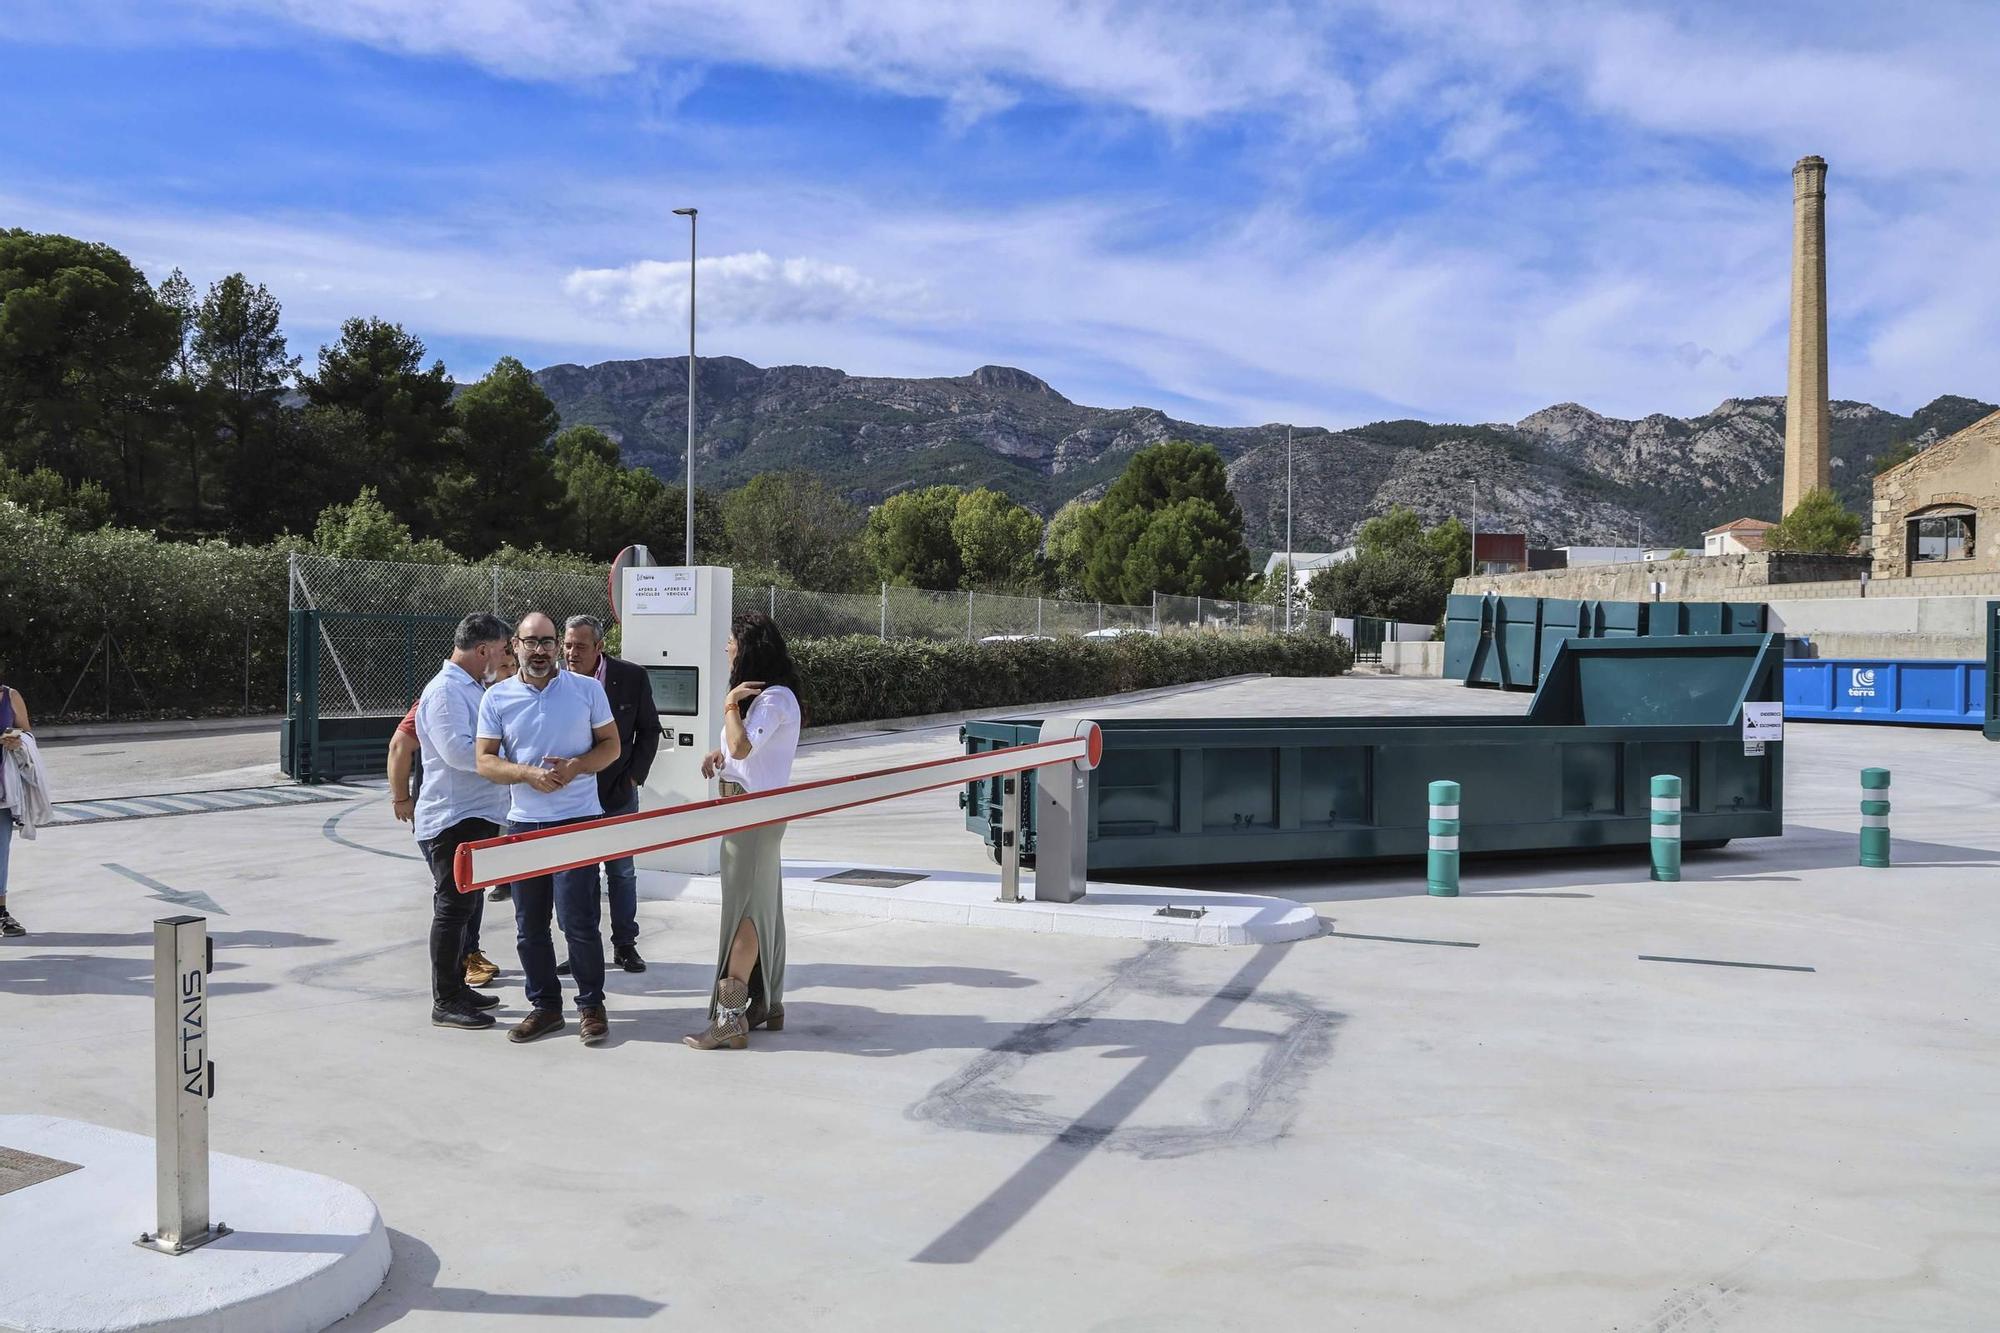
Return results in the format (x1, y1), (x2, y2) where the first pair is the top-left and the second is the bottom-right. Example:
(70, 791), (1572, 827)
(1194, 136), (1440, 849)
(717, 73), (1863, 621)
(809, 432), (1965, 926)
(455, 719), (1104, 904)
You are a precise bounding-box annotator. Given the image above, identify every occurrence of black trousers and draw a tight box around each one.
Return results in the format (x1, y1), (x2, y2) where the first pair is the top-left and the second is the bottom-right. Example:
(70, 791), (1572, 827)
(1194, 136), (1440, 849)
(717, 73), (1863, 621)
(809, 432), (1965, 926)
(419, 817), (497, 1007)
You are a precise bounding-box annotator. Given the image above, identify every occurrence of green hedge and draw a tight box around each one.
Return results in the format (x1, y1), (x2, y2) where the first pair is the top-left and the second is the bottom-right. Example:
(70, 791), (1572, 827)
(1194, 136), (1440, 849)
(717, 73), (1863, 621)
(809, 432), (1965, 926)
(790, 631), (1353, 727)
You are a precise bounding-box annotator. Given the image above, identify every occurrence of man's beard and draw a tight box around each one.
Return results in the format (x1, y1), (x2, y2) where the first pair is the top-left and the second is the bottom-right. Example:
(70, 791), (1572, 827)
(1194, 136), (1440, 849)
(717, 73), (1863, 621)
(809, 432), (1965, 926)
(522, 658), (556, 680)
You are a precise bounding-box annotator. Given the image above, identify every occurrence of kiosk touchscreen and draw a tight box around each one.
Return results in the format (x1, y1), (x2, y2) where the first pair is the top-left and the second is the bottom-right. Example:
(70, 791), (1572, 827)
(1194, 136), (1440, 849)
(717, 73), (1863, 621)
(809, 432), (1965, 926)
(618, 564), (732, 874)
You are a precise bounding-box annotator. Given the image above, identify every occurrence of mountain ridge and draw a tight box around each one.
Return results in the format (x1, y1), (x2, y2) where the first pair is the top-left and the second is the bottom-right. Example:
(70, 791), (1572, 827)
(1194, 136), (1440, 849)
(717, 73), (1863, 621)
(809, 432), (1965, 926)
(531, 355), (1992, 552)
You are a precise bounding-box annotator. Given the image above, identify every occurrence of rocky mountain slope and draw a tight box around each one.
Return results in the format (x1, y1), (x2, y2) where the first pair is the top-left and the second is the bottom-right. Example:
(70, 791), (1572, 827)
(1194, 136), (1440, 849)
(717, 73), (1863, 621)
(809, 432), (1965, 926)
(533, 355), (1991, 551)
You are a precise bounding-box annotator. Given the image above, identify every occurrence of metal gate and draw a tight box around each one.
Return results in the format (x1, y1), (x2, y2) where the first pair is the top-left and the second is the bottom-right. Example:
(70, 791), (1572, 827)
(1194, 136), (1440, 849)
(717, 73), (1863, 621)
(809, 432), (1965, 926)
(283, 609), (459, 783)
(1352, 616), (1390, 664)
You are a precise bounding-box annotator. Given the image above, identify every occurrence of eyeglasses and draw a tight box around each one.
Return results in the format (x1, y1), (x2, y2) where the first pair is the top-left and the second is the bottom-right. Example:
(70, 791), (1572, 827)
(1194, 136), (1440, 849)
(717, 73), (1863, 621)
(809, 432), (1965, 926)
(519, 636), (559, 650)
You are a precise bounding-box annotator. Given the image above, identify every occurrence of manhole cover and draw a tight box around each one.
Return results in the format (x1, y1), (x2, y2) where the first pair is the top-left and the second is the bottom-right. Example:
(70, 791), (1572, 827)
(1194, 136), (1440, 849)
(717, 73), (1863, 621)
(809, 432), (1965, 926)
(1154, 905), (1207, 920)
(0, 1147), (82, 1197)
(816, 869), (929, 889)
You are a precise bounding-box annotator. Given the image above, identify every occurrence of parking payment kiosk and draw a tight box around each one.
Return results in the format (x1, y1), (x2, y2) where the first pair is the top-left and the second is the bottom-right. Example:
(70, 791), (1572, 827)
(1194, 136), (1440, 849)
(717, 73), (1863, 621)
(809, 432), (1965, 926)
(617, 562), (733, 873)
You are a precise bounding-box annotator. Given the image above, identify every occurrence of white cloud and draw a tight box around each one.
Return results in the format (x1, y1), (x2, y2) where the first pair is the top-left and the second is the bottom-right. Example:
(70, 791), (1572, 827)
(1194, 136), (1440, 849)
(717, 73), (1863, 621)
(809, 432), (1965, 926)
(563, 251), (927, 326)
(206, 0), (1362, 130)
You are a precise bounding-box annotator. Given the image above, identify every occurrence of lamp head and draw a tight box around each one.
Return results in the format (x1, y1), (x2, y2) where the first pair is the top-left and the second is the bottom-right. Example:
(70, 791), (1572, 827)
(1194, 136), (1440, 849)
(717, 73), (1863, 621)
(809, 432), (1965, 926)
(673, 207), (697, 216)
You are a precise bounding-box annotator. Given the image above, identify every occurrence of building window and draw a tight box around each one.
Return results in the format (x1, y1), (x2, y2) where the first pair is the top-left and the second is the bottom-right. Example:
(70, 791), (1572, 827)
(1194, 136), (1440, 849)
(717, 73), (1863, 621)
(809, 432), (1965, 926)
(1908, 508), (1976, 563)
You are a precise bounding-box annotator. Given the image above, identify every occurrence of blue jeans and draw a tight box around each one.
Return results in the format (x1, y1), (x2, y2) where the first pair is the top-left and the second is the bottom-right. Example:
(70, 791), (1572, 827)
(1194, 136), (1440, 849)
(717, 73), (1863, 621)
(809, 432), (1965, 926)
(509, 817), (606, 1012)
(0, 813), (12, 897)
(597, 787), (640, 949)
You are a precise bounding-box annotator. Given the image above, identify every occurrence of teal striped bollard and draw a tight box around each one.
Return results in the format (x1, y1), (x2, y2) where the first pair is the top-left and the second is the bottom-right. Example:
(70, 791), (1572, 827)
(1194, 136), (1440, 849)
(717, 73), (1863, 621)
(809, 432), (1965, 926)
(1649, 774), (1682, 882)
(1860, 768), (1891, 868)
(1427, 779), (1460, 896)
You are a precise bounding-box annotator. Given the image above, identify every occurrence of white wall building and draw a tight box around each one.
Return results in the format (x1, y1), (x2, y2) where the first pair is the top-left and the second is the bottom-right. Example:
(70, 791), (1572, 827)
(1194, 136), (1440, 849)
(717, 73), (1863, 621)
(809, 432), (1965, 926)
(1556, 545), (1645, 566)
(1262, 548), (1356, 590)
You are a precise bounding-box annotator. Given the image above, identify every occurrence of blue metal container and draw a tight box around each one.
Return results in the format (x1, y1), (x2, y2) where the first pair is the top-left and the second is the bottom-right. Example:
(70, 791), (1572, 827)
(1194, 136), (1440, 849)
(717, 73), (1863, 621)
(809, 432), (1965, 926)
(1782, 658), (1989, 728)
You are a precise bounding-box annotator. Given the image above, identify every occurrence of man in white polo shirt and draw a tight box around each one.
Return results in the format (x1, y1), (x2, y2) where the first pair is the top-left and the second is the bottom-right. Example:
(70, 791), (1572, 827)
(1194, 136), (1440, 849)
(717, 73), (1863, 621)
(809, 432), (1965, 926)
(476, 611), (621, 1047)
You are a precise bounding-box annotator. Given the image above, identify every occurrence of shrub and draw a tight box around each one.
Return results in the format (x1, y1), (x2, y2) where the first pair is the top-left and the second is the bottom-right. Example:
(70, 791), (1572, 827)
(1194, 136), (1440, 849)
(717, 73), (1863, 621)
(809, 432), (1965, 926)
(790, 631), (1352, 727)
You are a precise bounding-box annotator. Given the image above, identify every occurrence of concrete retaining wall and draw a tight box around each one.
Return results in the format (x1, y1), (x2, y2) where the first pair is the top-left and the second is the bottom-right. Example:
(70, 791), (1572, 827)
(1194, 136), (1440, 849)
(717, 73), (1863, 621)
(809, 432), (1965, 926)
(1767, 594), (1994, 660)
(1378, 642), (1444, 676)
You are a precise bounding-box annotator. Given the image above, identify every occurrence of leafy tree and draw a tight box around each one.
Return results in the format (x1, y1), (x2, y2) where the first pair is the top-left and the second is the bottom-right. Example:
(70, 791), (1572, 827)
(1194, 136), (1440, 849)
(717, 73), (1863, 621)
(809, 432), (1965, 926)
(865, 485), (964, 589)
(431, 356), (564, 555)
(1080, 442), (1250, 602)
(723, 471), (868, 590)
(1043, 498), (1098, 597)
(227, 404), (365, 542)
(300, 317), (455, 531)
(1764, 487), (1862, 555)
(0, 229), (178, 517)
(1120, 497), (1250, 599)
(155, 268), (216, 517)
(1307, 506), (1469, 623)
(0, 462), (113, 530)
(194, 273), (297, 524)
(311, 486), (454, 563)
(951, 487), (1042, 589)
(1306, 552), (1446, 623)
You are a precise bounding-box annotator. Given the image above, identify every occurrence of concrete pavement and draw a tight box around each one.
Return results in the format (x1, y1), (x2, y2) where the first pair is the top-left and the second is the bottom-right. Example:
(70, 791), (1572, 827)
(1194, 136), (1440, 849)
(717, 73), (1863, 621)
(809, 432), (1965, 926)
(4, 675), (1998, 1330)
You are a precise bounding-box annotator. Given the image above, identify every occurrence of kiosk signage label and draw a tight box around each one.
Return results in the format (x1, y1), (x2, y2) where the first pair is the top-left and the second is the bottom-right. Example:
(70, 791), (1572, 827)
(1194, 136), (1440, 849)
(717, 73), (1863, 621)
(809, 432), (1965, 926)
(1741, 701), (1782, 755)
(628, 568), (698, 616)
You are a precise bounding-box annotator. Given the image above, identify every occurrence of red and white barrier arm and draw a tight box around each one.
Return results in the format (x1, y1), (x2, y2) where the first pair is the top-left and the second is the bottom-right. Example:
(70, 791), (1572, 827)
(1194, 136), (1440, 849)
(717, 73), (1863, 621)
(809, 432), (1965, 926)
(453, 722), (1103, 893)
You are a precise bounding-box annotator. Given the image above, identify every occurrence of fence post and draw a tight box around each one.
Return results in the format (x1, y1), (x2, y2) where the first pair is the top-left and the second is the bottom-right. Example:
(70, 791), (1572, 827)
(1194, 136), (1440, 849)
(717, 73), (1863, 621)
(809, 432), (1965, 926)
(1649, 774), (1682, 882)
(1427, 780), (1461, 896)
(880, 582), (887, 640)
(137, 915), (228, 1255)
(1152, 590), (1159, 632)
(1860, 768), (1891, 867)
(242, 624), (251, 714)
(491, 566), (501, 615)
(967, 591), (974, 643)
(769, 585), (776, 617)
(1195, 596), (1202, 629)
(1037, 597), (1043, 636)
(1097, 602), (1104, 632)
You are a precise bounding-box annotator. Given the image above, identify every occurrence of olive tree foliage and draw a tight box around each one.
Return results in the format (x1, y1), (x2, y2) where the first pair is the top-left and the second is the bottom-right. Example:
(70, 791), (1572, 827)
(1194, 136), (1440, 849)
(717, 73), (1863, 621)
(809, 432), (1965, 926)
(723, 470), (869, 590)
(1763, 487), (1862, 555)
(1307, 506), (1469, 624)
(865, 485), (965, 589)
(951, 487), (1043, 589)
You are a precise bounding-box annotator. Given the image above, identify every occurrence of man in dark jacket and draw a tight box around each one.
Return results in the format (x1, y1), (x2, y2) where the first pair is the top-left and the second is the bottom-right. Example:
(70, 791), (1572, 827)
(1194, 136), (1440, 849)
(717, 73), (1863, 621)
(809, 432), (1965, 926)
(561, 614), (661, 972)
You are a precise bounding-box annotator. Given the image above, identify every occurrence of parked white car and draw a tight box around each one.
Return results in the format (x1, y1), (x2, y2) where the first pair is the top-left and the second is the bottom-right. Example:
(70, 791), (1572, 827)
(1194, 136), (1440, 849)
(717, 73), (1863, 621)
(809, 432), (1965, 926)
(1081, 627), (1160, 639)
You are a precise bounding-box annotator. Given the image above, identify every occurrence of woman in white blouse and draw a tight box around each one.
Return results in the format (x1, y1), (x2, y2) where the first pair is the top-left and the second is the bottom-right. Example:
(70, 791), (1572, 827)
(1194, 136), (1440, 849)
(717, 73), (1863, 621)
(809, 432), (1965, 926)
(688, 612), (805, 1050)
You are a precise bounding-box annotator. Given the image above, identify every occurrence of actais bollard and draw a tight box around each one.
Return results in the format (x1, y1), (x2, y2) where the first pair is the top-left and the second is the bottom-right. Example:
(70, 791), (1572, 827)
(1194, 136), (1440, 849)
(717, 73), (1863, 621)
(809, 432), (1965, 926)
(137, 915), (229, 1255)
(1860, 768), (1891, 868)
(1649, 774), (1682, 882)
(1427, 780), (1460, 896)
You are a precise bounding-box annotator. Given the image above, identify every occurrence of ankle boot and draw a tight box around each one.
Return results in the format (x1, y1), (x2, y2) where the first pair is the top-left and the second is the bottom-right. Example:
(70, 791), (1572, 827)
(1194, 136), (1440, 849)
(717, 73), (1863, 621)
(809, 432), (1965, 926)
(748, 997), (784, 1031)
(684, 978), (750, 1050)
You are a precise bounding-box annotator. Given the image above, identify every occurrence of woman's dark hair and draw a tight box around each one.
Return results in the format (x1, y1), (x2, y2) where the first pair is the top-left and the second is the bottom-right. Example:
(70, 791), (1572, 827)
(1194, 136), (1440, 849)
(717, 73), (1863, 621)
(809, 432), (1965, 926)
(730, 611), (806, 723)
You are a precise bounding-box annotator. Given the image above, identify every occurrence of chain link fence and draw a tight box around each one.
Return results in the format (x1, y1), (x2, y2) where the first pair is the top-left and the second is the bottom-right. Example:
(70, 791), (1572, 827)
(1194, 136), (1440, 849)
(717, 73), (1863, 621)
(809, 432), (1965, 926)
(289, 553), (612, 718)
(286, 554), (1308, 721)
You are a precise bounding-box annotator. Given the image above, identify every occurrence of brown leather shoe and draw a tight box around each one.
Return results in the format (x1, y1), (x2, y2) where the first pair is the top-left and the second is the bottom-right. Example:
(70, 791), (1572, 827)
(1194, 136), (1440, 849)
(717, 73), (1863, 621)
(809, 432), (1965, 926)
(508, 1008), (565, 1043)
(579, 1005), (609, 1047)
(748, 997), (784, 1032)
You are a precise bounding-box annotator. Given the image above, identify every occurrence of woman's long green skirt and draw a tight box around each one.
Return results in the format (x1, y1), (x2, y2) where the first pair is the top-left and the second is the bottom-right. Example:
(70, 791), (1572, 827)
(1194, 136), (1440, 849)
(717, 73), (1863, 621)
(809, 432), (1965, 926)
(712, 816), (787, 1016)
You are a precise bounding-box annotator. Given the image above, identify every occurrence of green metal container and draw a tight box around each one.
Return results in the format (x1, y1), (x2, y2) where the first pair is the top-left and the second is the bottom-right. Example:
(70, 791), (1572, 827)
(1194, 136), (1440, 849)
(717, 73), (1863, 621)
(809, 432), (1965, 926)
(1443, 593), (1542, 692)
(1986, 602), (1999, 742)
(965, 634), (1785, 874)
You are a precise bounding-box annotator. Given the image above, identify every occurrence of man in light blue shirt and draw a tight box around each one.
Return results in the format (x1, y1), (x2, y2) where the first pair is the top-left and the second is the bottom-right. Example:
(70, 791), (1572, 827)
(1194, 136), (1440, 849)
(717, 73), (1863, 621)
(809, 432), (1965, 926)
(477, 611), (621, 1047)
(415, 612), (515, 1032)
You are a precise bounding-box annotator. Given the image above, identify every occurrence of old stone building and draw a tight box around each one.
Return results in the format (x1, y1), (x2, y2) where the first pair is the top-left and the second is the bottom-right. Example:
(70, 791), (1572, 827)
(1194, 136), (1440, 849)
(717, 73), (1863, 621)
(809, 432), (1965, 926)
(1872, 409), (2000, 578)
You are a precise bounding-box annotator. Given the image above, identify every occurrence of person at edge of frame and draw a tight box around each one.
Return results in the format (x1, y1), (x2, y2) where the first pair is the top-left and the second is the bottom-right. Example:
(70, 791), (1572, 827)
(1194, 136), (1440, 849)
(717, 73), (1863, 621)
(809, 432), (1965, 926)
(476, 611), (620, 1048)
(392, 635), (517, 990)
(0, 665), (39, 937)
(555, 612), (661, 977)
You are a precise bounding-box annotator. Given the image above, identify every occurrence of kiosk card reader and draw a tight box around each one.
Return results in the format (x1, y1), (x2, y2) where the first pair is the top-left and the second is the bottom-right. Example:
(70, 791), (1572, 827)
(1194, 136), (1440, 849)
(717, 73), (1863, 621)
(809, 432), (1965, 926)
(619, 564), (733, 873)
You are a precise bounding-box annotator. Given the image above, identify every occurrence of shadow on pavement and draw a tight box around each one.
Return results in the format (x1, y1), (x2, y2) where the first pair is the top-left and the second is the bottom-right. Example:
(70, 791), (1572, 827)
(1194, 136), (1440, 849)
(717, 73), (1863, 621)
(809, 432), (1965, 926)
(333, 1228), (664, 1329)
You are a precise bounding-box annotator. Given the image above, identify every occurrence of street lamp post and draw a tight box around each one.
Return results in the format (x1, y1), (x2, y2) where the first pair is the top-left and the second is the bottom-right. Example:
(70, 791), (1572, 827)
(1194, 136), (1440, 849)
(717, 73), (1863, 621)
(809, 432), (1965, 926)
(1284, 426), (1294, 632)
(672, 206), (698, 566)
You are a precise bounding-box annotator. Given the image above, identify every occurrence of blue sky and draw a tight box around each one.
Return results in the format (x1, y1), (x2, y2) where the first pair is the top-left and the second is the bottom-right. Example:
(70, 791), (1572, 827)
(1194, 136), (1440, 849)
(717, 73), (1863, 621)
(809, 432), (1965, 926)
(5, 1), (1997, 428)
